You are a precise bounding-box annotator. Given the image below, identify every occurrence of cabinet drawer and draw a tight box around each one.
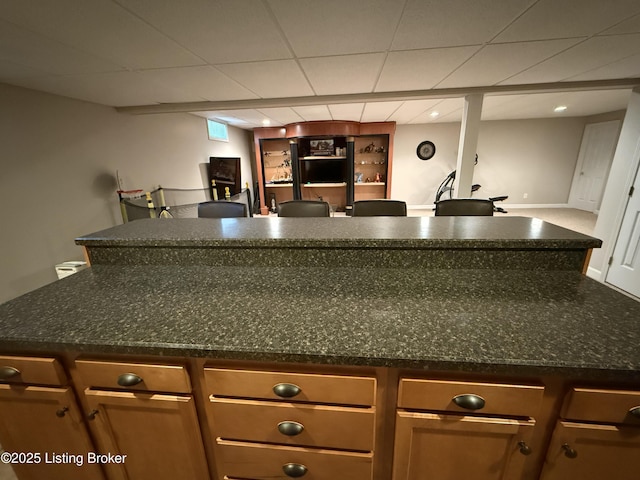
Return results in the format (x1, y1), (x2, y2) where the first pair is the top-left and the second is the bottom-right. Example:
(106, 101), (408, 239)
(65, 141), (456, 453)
(204, 368), (376, 406)
(398, 378), (543, 417)
(0, 355), (66, 386)
(209, 397), (375, 451)
(75, 360), (191, 393)
(216, 439), (373, 480)
(563, 387), (640, 425)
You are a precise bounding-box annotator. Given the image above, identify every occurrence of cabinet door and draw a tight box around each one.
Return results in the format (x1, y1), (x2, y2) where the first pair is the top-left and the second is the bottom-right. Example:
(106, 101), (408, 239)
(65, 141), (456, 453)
(0, 385), (103, 480)
(84, 389), (209, 480)
(540, 421), (640, 480)
(393, 411), (535, 480)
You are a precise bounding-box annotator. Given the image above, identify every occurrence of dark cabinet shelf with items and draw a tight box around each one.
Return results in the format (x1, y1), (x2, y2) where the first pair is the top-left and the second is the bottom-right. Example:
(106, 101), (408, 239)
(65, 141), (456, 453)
(253, 121), (395, 215)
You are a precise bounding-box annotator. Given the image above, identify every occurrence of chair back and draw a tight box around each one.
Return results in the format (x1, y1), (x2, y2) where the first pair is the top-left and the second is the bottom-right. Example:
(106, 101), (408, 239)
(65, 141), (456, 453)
(278, 200), (330, 217)
(352, 200), (407, 217)
(434, 199), (494, 216)
(198, 201), (247, 218)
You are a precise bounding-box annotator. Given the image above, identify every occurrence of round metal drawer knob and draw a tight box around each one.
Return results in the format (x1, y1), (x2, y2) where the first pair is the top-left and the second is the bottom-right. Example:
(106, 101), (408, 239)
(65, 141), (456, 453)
(562, 443), (578, 459)
(56, 407), (69, 418)
(629, 406), (640, 419)
(273, 383), (301, 398)
(278, 421), (304, 436)
(453, 393), (486, 410)
(282, 463), (307, 478)
(117, 373), (143, 387)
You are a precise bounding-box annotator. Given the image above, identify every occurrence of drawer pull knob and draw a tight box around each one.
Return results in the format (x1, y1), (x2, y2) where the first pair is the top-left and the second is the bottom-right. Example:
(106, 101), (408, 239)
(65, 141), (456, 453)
(630, 406), (640, 418)
(562, 443), (577, 459)
(0, 366), (20, 380)
(453, 393), (485, 410)
(87, 409), (99, 420)
(117, 373), (143, 387)
(278, 421), (304, 436)
(273, 383), (301, 398)
(56, 407), (69, 418)
(517, 441), (532, 455)
(282, 463), (307, 478)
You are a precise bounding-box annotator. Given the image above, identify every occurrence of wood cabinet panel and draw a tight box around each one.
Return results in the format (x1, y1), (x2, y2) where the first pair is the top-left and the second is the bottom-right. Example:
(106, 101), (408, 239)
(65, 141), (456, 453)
(540, 421), (640, 479)
(208, 397), (375, 451)
(204, 368), (376, 406)
(84, 389), (209, 480)
(0, 385), (103, 480)
(0, 356), (66, 386)
(393, 410), (535, 480)
(563, 387), (640, 425)
(215, 438), (373, 480)
(75, 360), (191, 393)
(398, 378), (544, 417)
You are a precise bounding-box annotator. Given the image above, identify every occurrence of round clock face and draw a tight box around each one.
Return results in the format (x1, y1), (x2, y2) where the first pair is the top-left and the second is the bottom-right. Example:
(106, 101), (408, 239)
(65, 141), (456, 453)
(417, 140), (436, 160)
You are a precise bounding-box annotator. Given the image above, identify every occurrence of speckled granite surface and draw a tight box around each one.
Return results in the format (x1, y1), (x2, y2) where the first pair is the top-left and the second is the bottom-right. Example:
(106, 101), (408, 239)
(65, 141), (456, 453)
(78, 217), (601, 270)
(1, 265), (638, 381)
(76, 217), (602, 249)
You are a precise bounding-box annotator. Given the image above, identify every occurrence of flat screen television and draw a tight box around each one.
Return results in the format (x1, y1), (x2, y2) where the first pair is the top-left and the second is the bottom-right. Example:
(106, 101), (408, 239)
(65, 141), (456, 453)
(301, 158), (347, 184)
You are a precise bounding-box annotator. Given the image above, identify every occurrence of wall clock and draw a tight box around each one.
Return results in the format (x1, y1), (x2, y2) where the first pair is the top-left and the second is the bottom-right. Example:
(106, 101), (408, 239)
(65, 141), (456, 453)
(417, 140), (436, 160)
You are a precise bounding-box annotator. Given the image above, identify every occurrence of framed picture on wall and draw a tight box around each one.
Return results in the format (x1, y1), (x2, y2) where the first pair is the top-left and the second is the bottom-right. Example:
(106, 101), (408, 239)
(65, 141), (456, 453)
(209, 157), (241, 199)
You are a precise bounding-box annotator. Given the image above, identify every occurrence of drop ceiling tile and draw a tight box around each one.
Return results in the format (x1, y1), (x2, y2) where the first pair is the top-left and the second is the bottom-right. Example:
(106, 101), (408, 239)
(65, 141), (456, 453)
(139, 66), (259, 101)
(602, 13), (640, 34)
(116, 0), (292, 64)
(291, 105), (332, 121)
(494, 0), (640, 42)
(12, 71), (191, 106)
(0, 0), (203, 69)
(222, 109), (281, 127)
(551, 90), (631, 116)
(216, 60), (314, 98)
(568, 53), (640, 80)
(198, 111), (258, 128)
(0, 59), (47, 80)
(0, 19), (124, 75)
(388, 99), (442, 123)
(376, 47), (480, 92)
(328, 103), (365, 122)
(501, 33), (640, 84)
(392, 0), (534, 50)
(267, 0), (404, 56)
(407, 98), (463, 123)
(360, 101), (403, 122)
(299, 53), (385, 95)
(256, 107), (304, 125)
(437, 39), (582, 88)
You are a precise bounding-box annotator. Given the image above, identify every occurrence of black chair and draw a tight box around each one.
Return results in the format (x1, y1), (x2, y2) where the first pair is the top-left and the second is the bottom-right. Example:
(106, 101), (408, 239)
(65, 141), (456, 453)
(197, 201), (247, 218)
(352, 200), (407, 217)
(434, 199), (494, 216)
(277, 200), (330, 217)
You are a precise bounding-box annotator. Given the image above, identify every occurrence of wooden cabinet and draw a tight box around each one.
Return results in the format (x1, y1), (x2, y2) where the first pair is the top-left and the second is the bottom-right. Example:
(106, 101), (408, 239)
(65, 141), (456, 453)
(0, 355), (103, 480)
(540, 387), (640, 479)
(253, 121), (395, 214)
(74, 360), (209, 480)
(393, 378), (543, 480)
(204, 367), (376, 480)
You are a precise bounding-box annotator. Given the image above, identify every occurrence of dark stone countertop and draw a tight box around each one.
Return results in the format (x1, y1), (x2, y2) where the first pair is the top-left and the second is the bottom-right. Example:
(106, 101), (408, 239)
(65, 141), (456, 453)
(1, 264), (638, 381)
(75, 217), (602, 250)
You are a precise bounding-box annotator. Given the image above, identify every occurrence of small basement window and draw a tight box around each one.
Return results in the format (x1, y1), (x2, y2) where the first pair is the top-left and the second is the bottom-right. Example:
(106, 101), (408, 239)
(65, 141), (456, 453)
(207, 119), (229, 142)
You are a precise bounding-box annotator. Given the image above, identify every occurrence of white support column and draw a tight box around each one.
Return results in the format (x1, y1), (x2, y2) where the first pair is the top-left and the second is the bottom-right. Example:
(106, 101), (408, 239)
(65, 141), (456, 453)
(454, 94), (484, 198)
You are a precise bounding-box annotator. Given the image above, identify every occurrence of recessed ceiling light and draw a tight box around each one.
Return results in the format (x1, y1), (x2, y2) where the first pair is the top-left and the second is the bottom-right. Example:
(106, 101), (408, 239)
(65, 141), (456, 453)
(262, 119), (271, 125)
(553, 105), (568, 113)
(429, 111), (440, 118)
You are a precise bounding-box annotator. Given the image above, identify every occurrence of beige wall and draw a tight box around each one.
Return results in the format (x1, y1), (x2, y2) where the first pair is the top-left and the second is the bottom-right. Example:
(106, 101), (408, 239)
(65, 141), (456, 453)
(392, 117), (586, 205)
(0, 83), (253, 304)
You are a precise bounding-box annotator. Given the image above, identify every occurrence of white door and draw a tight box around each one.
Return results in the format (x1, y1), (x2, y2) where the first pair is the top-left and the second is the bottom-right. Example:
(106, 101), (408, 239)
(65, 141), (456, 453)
(606, 162), (640, 299)
(569, 121), (620, 212)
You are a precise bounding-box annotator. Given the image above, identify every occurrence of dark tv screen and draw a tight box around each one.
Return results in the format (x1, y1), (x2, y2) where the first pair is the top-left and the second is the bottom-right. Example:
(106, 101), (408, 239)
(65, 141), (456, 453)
(301, 159), (347, 183)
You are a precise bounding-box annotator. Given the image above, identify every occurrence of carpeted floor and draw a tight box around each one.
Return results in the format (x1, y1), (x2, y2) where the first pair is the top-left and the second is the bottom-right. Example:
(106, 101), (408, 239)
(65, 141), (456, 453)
(408, 207), (597, 236)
